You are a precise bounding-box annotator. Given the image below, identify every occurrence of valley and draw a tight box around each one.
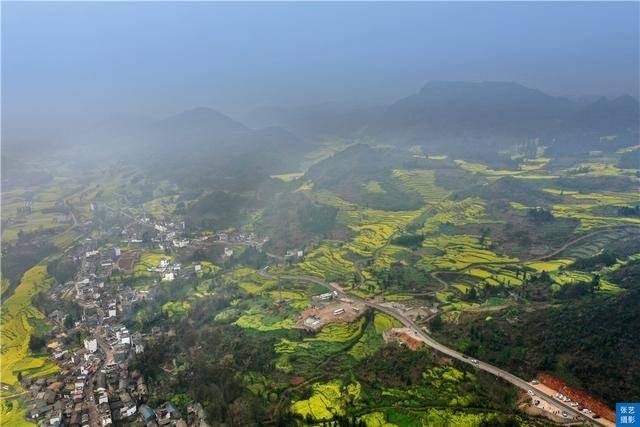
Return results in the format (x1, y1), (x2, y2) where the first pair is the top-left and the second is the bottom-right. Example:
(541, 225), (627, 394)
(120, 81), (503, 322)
(2, 127), (638, 426)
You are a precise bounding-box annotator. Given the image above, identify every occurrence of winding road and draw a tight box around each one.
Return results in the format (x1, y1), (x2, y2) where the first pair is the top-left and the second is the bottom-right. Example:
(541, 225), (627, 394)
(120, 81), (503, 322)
(257, 268), (609, 426)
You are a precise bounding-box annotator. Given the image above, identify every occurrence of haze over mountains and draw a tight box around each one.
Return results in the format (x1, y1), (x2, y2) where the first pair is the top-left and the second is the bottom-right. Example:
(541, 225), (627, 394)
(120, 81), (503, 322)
(4, 81), (638, 163)
(246, 81), (639, 147)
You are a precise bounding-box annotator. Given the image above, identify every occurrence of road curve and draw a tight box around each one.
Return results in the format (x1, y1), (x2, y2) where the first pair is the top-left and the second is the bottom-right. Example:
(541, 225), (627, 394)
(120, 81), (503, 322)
(258, 269), (607, 427)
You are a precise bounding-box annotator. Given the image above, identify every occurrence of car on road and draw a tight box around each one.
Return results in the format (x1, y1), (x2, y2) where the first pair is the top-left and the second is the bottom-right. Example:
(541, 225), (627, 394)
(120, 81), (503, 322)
(562, 411), (569, 418)
(470, 358), (479, 365)
(530, 379), (539, 385)
(527, 390), (535, 396)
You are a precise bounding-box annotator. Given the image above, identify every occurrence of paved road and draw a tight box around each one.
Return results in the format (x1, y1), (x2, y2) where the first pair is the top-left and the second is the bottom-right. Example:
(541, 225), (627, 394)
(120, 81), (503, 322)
(85, 370), (100, 427)
(258, 269), (607, 426)
(95, 326), (115, 365)
(530, 225), (640, 262)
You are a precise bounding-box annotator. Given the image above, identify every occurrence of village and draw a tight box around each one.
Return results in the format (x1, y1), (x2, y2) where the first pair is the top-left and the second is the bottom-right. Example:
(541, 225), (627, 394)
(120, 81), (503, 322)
(14, 205), (619, 427)
(17, 213), (231, 427)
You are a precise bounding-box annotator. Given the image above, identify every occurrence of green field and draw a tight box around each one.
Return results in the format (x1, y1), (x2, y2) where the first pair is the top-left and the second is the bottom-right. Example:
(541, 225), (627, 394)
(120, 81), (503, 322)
(419, 234), (518, 271)
(0, 266), (59, 426)
(391, 169), (450, 202)
(420, 198), (496, 233)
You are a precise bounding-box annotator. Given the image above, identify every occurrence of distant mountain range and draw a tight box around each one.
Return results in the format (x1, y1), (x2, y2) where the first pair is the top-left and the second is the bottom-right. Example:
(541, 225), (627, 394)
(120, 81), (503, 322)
(244, 81), (639, 150)
(8, 81), (636, 164)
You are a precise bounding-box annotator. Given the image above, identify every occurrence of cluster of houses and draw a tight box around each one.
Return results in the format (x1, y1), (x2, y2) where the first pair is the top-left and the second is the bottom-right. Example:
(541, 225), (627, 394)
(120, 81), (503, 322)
(22, 240), (154, 426)
(214, 230), (269, 248)
(90, 363), (148, 426)
(119, 215), (186, 246)
(284, 249), (304, 260)
(20, 208), (243, 426)
(145, 258), (182, 282)
(22, 344), (102, 425)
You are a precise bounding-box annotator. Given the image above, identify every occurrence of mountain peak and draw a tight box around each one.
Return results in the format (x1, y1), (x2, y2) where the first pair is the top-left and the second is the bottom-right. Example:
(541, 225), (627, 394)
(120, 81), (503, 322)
(160, 107), (248, 134)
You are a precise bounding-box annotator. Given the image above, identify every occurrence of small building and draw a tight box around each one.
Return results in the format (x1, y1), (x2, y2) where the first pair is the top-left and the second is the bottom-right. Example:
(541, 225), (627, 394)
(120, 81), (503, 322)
(140, 405), (156, 423)
(172, 239), (189, 248)
(84, 339), (98, 353)
(303, 316), (321, 330)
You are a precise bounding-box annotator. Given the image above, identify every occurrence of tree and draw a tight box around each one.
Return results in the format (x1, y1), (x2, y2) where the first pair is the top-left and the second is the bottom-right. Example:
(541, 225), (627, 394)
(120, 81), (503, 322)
(431, 314), (444, 331)
(64, 314), (75, 329)
(467, 286), (478, 302)
(29, 335), (46, 352)
(479, 227), (491, 247)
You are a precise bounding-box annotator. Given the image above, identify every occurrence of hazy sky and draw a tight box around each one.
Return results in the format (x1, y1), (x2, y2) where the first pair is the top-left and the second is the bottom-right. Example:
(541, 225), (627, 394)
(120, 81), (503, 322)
(2, 1), (639, 135)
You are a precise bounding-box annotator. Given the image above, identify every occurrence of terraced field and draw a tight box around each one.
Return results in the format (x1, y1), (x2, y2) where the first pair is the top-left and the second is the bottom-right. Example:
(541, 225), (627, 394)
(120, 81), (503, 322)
(564, 161), (639, 178)
(227, 267), (279, 294)
(343, 365), (517, 426)
(511, 189), (640, 231)
(552, 203), (640, 231)
(465, 265), (524, 286)
(371, 245), (411, 271)
(0, 266), (59, 386)
(454, 158), (558, 181)
(562, 228), (636, 259)
(0, 266), (59, 426)
(291, 380), (357, 421)
(288, 242), (356, 281)
(275, 318), (366, 373)
(454, 159), (521, 178)
(0, 397), (33, 427)
(420, 198), (496, 233)
(340, 209), (421, 257)
(419, 234), (518, 271)
(525, 259), (573, 272)
(391, 169), (450, 202)
(235, 309), (296, 332)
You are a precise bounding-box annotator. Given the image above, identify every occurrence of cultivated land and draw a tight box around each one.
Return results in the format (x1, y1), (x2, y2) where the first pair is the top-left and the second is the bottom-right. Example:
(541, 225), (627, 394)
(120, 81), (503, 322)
(2, 141), (638, 426)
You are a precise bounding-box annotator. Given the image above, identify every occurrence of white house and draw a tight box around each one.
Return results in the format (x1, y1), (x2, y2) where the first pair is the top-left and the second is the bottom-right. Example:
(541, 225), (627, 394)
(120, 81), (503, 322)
(84, 339), (98, 353)
(121, 405), (137, 418)
(172, 239), (189, 248)
(303, 316), (321, 329)
(162, 272), (174, 282)
(224, 247), (234, 257)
